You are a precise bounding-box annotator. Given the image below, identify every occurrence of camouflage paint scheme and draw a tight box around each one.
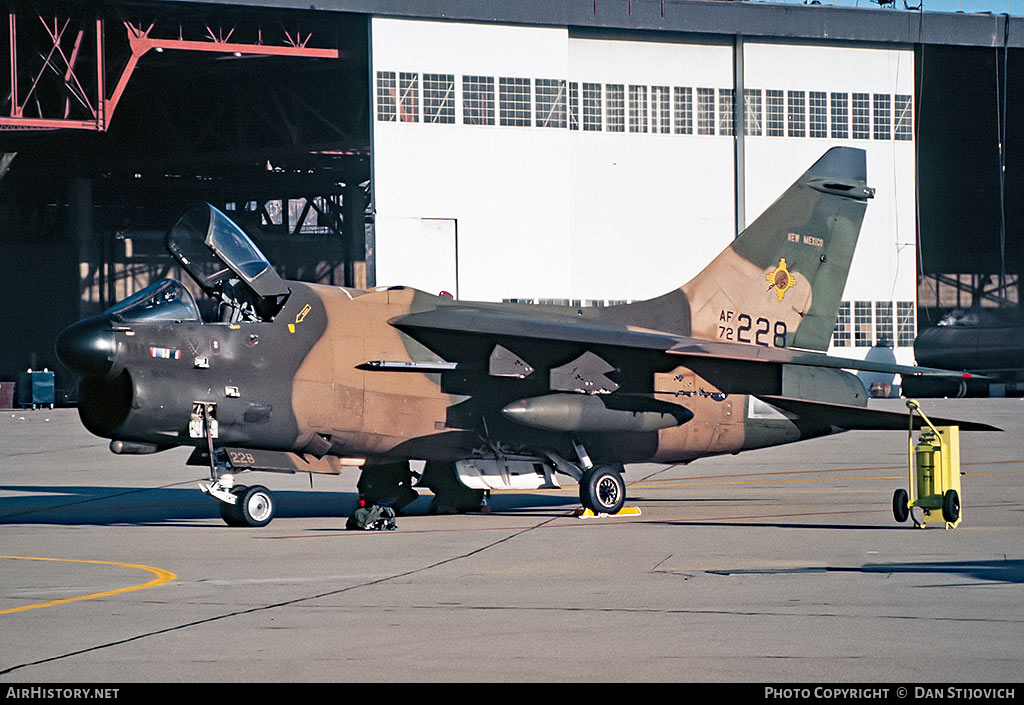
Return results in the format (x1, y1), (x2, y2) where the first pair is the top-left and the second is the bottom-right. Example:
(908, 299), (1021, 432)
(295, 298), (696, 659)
(57, 148), (993, 522)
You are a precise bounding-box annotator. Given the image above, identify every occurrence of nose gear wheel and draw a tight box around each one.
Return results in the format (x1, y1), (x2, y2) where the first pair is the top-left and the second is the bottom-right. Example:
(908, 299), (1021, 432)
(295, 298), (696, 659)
(220, 484), (276, 527)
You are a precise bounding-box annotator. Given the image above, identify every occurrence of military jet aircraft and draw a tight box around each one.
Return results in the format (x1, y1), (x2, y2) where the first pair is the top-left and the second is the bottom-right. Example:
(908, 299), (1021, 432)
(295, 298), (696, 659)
(901, 307), (1024, 398)
(56, 147), (991, 527)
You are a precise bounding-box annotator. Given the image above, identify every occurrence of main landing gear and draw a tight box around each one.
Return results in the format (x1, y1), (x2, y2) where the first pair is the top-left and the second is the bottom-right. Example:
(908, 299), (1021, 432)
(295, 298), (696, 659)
(419, 437), (630, 516)
(578, 465), (627, 516)
(545, 437), (628, 516)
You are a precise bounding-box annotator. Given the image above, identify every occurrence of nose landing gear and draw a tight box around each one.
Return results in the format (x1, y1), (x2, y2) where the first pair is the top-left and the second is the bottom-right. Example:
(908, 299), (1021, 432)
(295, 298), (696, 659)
(200, 469), (280, 528)
(194, 402), (278, 528)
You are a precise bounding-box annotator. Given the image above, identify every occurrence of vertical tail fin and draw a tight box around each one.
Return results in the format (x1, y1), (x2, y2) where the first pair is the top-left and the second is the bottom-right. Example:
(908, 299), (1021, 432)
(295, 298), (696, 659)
(605, 147), (873, 352)
(687, 147), (872, 351)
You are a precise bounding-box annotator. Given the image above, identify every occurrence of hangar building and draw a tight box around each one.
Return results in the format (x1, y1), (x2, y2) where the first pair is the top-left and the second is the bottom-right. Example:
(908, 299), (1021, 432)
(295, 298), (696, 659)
(1, 0), (1021, 402)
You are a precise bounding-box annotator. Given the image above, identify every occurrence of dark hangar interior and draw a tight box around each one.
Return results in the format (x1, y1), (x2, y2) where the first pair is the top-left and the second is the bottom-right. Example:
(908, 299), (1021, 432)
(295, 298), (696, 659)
(1, 0), (1022, 400)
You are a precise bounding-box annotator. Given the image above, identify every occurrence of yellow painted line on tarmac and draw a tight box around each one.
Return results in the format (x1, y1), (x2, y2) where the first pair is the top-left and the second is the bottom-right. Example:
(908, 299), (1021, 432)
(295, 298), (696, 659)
(631, 469), (1024, 492)
(0, 556), (176, 616)
(632, 475), (904, 490)
(516, 465), (1024, 495)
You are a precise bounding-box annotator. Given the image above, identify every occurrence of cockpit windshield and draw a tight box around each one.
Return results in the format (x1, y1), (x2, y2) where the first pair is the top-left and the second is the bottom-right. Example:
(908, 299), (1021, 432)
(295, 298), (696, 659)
(107, 279), (201, 323)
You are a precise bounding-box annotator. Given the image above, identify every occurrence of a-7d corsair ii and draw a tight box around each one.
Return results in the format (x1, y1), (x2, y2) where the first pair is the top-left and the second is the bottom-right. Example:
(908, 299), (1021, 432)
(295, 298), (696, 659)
(56, 148), (991, 527)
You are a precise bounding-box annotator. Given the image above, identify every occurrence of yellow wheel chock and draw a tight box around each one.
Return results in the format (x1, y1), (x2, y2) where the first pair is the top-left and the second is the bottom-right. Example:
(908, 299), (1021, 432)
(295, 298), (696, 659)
(573, 507), (642, 519)
(892, 399), (962, 529)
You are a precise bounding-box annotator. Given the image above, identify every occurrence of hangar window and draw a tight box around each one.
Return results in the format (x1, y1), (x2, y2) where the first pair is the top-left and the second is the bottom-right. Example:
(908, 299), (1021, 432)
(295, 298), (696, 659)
(766, 90), (784, 136)
(809, 91), (827, 138)
(569, 82), (579, 130)
(376, 71), (397, 121)
(830, 92), (848, 139)
(875, 301), (894, 348)
(852, 93), (870, 139)
(629, 85), (649, 133)
(583, 83), (602, 131)
(536, 79), (567, 128)
(833, 302), (851, 347)
(399, 73), (419, 122)
(652, 86), (671, 134)
(606, 84), (625, 132)
(895, 94), (913, 140)
(673, 87), (693, 134)
(897, 302), (916, 347)
(787, 90), (805, 137)
(697, 88), (716, 135)
(719, 89), (734, 136)
(873, 94), (891, 140)
(424, 74), (455, 124)
(854, 301), (873, 347)
(463, 75), (495, 125)
(499, 77), (531, 126)
(744, 89), (762, 136)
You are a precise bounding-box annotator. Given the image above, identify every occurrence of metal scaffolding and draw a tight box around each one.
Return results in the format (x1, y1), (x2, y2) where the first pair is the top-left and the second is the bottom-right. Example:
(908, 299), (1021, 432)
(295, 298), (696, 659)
(3, 4), (339, 132)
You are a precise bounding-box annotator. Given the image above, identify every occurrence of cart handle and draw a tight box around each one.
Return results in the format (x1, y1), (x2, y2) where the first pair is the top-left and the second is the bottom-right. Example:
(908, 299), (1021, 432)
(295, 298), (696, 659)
(905, 399), (945, 505)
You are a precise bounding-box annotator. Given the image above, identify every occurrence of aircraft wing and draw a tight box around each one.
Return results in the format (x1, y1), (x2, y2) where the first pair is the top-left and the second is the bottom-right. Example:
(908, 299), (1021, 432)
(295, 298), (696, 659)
(389, 306), (980, 381)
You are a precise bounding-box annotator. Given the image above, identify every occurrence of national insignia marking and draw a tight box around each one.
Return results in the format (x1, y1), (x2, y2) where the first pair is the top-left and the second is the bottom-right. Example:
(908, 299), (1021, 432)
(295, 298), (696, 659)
(766, 257), (796, 301)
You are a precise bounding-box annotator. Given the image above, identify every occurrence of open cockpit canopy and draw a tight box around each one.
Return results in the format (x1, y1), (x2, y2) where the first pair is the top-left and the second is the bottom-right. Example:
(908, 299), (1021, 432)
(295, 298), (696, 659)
(167, 203), (288, 321)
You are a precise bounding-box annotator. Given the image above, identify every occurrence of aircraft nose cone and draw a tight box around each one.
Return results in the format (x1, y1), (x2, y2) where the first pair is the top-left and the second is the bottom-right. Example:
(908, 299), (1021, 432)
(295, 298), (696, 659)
(56, 316), (116, 378)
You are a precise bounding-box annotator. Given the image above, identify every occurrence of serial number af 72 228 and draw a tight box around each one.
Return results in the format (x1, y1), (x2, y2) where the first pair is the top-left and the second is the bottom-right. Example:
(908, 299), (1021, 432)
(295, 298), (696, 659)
(717, 310), (788, 348)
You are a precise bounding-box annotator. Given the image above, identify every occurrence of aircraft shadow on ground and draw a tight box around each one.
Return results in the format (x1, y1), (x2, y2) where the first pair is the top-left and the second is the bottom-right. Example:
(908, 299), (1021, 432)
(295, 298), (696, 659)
(860, 559), (1024, 584)
(655, 519), (901, 531)
(0, 485), (578, 526)
(705, 559), (1024, 585)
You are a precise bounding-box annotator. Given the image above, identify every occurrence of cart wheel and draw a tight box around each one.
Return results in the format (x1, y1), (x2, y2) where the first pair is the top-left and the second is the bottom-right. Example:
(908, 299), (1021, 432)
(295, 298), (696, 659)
(892, 488), (910, 523)
(941, 489), (960, 523)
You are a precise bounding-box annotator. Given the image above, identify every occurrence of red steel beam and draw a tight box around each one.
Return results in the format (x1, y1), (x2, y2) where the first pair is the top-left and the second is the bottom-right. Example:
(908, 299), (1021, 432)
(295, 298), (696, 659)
(1, 13), (340, 132)
(8, 12), (18, 118)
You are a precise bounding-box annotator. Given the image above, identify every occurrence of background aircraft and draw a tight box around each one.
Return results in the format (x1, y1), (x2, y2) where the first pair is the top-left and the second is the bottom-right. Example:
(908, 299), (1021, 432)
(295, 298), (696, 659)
(56, 147), (992, 527)
(901, 307), (1024, 397)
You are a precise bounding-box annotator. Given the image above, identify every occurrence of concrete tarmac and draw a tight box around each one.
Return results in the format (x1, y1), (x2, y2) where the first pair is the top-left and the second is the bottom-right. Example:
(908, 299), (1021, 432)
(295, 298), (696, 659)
(1, 399), (1022, 683)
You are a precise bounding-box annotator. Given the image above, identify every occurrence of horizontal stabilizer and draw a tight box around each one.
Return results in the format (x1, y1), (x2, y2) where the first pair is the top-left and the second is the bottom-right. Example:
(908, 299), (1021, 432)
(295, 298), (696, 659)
(757, 396), (1002, 432)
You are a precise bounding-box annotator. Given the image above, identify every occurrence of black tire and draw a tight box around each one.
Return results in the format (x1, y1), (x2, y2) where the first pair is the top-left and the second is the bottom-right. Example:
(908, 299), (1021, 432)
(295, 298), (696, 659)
(237, 485), (275, 527)
(892, 488), (910, 523)
(579, 465), (626, 515)
(942, 489), (960, 523)
(219, 485), (248, 527)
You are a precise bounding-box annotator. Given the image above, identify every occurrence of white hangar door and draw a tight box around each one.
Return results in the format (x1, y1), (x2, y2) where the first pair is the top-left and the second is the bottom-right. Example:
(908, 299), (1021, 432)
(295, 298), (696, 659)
(375, 216), (459, 298)
(419, 218), (459, 298)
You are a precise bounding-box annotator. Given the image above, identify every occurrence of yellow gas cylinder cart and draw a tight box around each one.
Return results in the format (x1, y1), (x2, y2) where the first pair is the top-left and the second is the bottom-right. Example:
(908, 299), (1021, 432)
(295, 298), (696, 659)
(892, 400), (962, 529)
